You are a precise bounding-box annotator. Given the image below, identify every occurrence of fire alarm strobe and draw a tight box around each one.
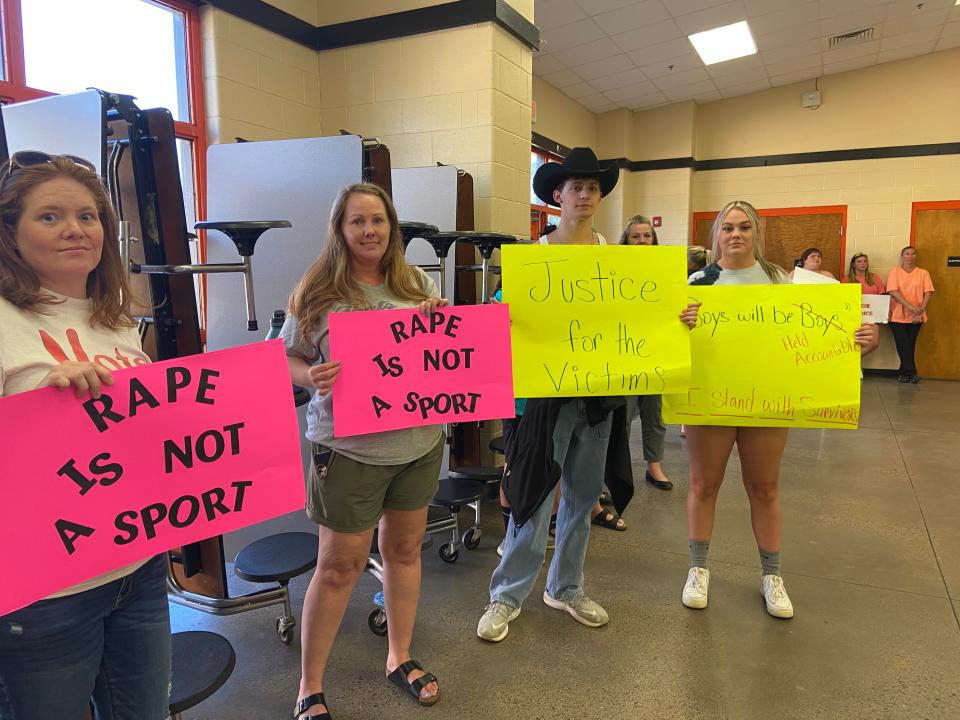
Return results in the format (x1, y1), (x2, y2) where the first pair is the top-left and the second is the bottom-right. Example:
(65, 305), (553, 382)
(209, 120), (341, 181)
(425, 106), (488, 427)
(652, 216), (662, 227)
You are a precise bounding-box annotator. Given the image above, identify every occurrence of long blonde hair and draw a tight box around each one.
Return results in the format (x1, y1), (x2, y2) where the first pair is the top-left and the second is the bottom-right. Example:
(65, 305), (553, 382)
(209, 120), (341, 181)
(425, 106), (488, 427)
(846, 252), (876, 286)
(0, 155), (135, 328)
(710, 200), (786, 283)
(289, 183), (431, 340)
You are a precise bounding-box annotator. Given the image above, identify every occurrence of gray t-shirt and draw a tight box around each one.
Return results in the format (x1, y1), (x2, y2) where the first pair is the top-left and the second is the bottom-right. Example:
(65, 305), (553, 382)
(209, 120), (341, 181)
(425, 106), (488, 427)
(281, 268), (443, 464)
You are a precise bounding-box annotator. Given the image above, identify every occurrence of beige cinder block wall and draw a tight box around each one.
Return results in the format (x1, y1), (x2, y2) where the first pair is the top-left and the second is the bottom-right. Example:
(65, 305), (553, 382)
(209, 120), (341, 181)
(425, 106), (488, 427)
(692, 49), (960, 370)
(200, 1), (534, 238)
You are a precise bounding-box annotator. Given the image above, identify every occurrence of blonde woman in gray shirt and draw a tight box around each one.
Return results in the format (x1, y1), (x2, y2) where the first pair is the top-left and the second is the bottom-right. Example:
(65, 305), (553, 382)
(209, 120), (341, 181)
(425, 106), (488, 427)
(283, 184), (445, 719)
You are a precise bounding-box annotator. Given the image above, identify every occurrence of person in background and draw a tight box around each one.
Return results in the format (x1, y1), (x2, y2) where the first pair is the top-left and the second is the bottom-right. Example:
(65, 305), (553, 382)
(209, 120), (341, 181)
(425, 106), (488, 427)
(284, 183), (445, 719)
(886, 246), (935, 383)
(843, 252), (884, 357)
(687, 245), (712, 277)
(616, 215), (674, 494)
(0, 152), (170, 719)
(790, 247), (835, 279)
(684, 200), (873, 620)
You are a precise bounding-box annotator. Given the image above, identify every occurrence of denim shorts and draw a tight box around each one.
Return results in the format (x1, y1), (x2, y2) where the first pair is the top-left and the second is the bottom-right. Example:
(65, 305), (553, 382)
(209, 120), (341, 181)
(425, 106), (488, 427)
(0, 554), (171, 719)
(307, 435), (444, 533)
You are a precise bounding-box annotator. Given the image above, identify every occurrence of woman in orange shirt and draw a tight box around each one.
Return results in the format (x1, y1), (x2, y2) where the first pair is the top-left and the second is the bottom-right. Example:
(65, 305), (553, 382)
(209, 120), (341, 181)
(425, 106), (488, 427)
(886, 247), (935, 383)
(843, 252), (884, 357)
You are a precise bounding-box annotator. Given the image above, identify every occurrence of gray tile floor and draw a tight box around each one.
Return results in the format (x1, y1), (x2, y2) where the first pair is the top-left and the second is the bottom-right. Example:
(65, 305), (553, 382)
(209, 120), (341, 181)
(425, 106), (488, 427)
(171, 377), (960, 719)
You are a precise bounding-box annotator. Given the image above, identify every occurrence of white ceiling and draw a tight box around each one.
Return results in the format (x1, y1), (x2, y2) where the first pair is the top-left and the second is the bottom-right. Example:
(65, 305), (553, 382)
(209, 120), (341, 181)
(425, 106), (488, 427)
(533, 0), (960, 113)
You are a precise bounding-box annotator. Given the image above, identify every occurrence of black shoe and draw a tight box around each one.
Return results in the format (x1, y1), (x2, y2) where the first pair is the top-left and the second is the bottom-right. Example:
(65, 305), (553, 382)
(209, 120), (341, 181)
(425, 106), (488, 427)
(898, 375), (910, 383)
(911, 374), (921, 384)
(645, 471), (673, 491)
(598, 491), (614, 507)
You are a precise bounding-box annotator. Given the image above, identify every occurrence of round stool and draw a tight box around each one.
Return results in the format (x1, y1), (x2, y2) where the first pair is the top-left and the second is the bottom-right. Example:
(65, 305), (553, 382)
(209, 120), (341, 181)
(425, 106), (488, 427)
(234, 531), (317, 643)
(169, 631), (236, 719)
(418, 231), (462, 297)
(456, 232), (518, 302)
(449, 465), (504, 500)
(398, 221), (440, 250)
(432, 477), (484, 561)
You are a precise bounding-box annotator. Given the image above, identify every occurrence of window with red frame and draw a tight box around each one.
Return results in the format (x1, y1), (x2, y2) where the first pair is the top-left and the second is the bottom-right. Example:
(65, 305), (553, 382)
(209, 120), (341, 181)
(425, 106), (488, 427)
(531, 146), (562, 241)
(0, 0), (206, 231)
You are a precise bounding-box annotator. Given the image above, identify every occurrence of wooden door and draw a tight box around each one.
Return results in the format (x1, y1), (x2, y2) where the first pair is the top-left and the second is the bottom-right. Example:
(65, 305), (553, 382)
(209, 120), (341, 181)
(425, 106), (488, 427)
(764, 213), (843, 278)
(914, 207), (960, 380)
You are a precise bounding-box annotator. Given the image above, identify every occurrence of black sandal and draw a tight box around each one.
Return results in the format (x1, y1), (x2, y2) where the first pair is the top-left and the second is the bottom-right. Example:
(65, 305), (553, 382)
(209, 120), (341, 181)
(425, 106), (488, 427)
(387, 660), (440, 706)
(295, 692), (331, 720)
(591, 509), (627, 531)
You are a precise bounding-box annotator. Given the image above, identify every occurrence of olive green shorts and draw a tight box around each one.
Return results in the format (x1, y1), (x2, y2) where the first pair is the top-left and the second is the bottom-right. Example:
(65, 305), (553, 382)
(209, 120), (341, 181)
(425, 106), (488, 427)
(306, 436), (444, 533)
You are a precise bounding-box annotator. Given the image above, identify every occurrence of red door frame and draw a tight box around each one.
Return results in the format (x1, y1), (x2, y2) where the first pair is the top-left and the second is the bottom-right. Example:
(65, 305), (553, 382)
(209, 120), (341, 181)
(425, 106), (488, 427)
(909, 200), (960, 245)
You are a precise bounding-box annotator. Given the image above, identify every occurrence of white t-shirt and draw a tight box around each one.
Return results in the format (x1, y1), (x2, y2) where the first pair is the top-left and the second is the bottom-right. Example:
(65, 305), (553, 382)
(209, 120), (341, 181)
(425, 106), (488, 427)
(539, 231), (607, 246)
(0, 290), (151, 598)
(688, 261), (790, 286)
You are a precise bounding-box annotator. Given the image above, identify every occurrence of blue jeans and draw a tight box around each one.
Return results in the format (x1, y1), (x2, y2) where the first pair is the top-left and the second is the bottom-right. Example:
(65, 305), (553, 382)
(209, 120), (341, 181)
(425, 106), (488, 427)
(0, 555), (171, 720)
(490, 400), (613, 608)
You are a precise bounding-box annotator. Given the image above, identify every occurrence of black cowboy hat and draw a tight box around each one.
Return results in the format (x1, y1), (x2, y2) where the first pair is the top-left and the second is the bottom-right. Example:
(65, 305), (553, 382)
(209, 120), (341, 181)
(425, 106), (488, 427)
(532, 147), (619, 207)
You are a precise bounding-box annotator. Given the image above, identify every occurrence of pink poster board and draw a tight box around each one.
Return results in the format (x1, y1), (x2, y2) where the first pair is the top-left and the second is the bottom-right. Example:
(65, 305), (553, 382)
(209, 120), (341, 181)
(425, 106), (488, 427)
(329, 304), (514, 436)
(0, 340), (305, 616)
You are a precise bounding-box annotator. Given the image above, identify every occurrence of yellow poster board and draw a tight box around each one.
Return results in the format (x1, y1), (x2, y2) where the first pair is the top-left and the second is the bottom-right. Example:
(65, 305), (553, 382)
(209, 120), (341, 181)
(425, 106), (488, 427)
(662, 284), (862, 429)
(501, 244), (691, 398)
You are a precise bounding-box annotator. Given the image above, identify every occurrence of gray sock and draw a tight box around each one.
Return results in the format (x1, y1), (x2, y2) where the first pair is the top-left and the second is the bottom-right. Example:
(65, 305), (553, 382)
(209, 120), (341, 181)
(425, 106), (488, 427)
(759, 547), (780, 576)
(689, 539), (710, 568)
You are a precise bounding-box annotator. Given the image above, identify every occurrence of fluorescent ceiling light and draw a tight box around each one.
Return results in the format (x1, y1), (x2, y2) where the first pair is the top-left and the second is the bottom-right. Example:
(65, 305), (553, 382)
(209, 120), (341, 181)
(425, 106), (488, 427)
(688, 21), (758, 65)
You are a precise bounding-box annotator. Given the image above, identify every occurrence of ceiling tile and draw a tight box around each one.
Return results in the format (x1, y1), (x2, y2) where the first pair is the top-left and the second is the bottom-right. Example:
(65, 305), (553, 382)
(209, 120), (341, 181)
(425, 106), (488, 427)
(620, 90), (670, 108)
(589, 102), (619, 113)
(538, 68), (585, 89)
(749, 1), (820, 38)
(573, 0), (638, 15)
(639, 52), (705, 78)
(881, 26), (944, 50)
(718, 77), (772, 97)
(756, 19), (824, 45)
(610, 19), (685, 52)
(665, 0), (735, 17)
(573, 52), (637, 80)
(877, 42), (938, 64)
(560, 38), (625, 66)
(887, 11), (952, 36)
(563, 81), (602, 100)
(823, 54), (880, 75)
(941, 21), (960, 39)
(936, 33), (960, 51)
(539, 18), (606, 53)
(885, 0), (949, 21)
(820, 8), (888, 37)
(535, 0), (588, 31)
(589, 67), (653, 91)
(743, 0), (799, 14)
(769, 67), (822, 87)
(576, 91), (615, 109)
(764, 53), (823, 77)
(673, 1), (750, 36)
(663, 79), (720, 101)
(593, 0), (672, 35)
(710, 65), (769, 87)
(706, 53), (765, 78)
(651, 66), (711, 89)
(759, 37), (823, 64)
(818, 0), (888, 19)
(604, 80), (662, 102)
(532, 53), (568, 75)
(822, 39), (880, 64)
(626, 37), (694, 65)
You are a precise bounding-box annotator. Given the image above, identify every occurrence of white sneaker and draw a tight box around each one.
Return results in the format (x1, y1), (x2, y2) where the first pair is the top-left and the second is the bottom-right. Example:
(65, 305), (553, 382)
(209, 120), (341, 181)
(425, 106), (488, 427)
(542, 591), (609, 627)
(682, 567), (710, 609)
(761, 575), (794, 618)
(477, 601), (520, 642)
(496, 541), (503, 557)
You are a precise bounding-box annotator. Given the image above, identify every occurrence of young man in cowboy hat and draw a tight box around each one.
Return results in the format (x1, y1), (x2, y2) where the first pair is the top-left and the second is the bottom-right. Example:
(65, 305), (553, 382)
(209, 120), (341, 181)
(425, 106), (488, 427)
(477, 147), (625, 642)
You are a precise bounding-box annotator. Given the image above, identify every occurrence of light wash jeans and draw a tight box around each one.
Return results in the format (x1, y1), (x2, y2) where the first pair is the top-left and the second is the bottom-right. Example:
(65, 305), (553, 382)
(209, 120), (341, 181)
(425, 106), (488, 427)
(490, 400), (613, 608)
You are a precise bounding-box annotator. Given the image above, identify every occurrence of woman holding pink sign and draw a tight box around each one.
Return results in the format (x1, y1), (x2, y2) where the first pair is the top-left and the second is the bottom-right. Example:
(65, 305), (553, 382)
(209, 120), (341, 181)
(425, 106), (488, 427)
(282, 183), (446, 719)
(0, 153), (169, 718)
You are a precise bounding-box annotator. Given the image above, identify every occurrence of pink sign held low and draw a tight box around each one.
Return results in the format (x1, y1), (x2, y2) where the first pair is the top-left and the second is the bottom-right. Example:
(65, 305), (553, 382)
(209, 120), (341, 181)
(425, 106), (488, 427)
(329, 304), (514, 436)
(0, 340), (305, 616)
